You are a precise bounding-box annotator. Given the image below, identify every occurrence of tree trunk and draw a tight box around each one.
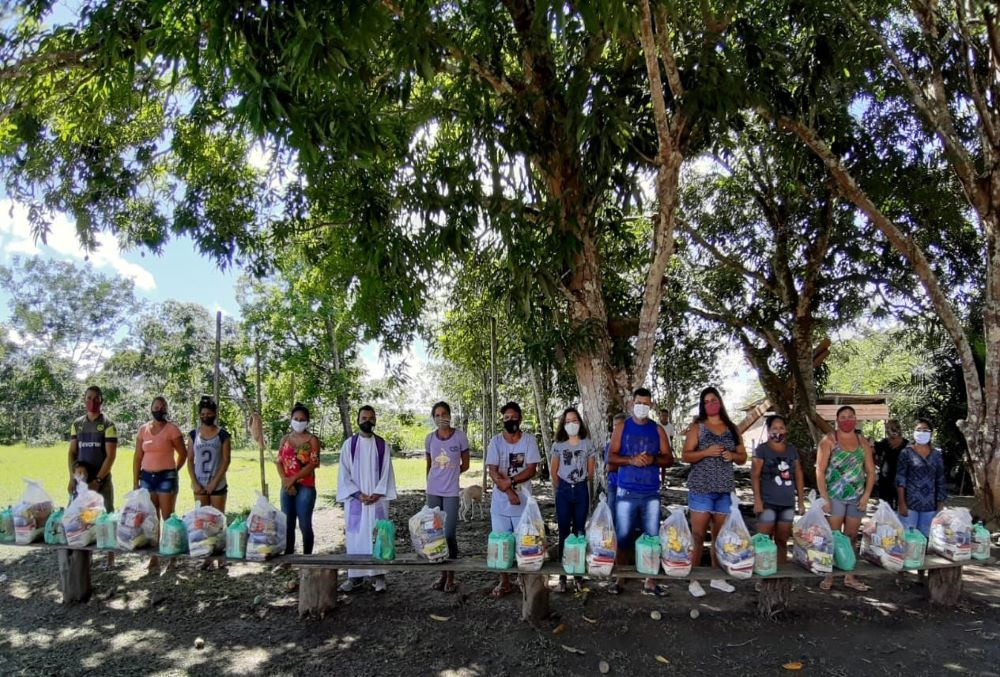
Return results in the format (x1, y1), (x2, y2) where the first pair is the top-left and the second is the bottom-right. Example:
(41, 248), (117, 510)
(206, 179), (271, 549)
(927, 566), (963, 606)
(528, 363), (552, 481)
(298, 568), (338, 618)
(57, 548), (92, 604)
(756, 577), (791, 619)
(519, 573), (550, 624)
(329, 341), (353, 440)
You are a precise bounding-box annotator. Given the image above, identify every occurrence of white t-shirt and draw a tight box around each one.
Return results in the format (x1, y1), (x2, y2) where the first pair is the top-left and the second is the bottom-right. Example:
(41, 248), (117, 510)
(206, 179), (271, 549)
(486, 432), (541, 516)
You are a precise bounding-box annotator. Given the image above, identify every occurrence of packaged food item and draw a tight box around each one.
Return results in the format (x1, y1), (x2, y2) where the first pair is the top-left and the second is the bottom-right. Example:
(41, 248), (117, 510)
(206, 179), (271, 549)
(95, 512), (118, 550)
(586, 493), (617, 576)
(13, 480), (54, 544)
(183, 506), (227, 557)
(751, 533), (777, 577)
(246, 492), (286, 561)
(44, 508), (67, 545)
(515, 495), (546, 571)
(225, 517), (248, 560)
(832, 531), (857, 571)
(659, 505), (693, 577)
(372, 519), (396, 561)
(62, 480), (107, 547)
(635, 534), (661, 575)
(792, 494), (834, 574)
(715, 492), (754, 579)
(159, 513), (188, 556)
(116, 488), (159, 550)
(903, 527), (927, 569)
(0, 506), (16, 544)
(971, 522), (991, 561)
(409, 505), (448, 563)
(561, 533), (586, 575)
(860, 500), (905, 571)
(487, 531), (516, 570)
(929, 507), (972, 561)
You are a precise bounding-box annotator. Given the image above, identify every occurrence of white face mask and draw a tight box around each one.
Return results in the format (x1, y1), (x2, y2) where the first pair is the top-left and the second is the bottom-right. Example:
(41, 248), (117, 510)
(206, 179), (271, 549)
(74, 472), (88, 485)
(291, 420), (309, 433)
(565, 422), (580, 437)
(914, 430), (932, 445)
(435, 416), (451, 429)
(633, 403), (650, 420)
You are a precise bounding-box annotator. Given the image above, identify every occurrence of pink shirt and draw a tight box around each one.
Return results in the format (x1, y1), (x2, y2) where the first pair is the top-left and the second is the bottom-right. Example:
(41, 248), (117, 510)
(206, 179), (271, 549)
(137, 422), (183, 472)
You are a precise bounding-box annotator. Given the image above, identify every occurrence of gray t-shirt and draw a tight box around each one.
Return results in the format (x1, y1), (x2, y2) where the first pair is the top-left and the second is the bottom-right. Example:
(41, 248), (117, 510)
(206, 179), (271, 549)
(753, 442), (799, 507)
(486, 432), (541, 516)
(551, 439), (596, 485)
(190, 428), (230, 489)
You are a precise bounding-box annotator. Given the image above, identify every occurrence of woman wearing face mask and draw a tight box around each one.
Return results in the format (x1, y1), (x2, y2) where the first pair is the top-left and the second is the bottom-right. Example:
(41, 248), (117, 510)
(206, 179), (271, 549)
(816, 405), (876, 592)
(134, 396), (188, 573)
(895, 419), (946, 538)
(550, 407), (596, 593)
(275, 403), (321, 555)
(751, 415), (805, 566)
(187, 396), (231, 508)
(424, 401), (470, 593)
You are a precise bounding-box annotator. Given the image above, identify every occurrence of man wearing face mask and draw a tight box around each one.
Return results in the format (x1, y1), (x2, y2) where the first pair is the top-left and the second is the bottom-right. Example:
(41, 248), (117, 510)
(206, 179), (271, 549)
(874, 420), (907, 509)
(68, 385), (118, 567)
(486, 401), (541, 598)
(337, 405), (397, 592)
(607, 387), (672, 596)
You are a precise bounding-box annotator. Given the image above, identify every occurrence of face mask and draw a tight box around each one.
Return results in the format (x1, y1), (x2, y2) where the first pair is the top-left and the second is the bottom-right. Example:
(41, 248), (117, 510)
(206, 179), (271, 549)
(435, 416), (451, 429)
(769, 432), (786, 442)
(914, 430), (932, 445)
(73, 472), (88, 485)
(633, 404), (650, 420)
(359, 421), (375, 434)
(151, 411), (166, 422)
(704, 400), (721, 416)
(201, 416), (216, 427)
(837, 420), (856, 433)
(291, 420), (309, 433)
(565, 422), (580, 437)
(503, 419), (521, 434)
(86, 400), (100, 414)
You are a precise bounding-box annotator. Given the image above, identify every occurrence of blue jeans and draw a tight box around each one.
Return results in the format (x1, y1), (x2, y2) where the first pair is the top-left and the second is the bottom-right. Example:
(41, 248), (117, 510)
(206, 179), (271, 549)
(606, 475), (618, 522)
(615, 487), (660, 549)
(555, 481), (590, 565)
(900, 509), (937, 538)
(280, 485), (317, 555)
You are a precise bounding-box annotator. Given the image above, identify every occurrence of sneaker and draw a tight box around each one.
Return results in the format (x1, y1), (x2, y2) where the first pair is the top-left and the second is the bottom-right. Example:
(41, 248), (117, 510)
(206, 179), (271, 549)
(338, 578), (357, 593)
(373, 577), (387, 593)
(688, 580), (706, 598)
(710, 579), (735, 593)
(642, 584), (667, 597)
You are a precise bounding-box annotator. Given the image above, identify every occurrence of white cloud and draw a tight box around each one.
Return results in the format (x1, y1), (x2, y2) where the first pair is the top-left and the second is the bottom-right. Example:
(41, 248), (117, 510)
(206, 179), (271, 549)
(0, 199), (156, 290)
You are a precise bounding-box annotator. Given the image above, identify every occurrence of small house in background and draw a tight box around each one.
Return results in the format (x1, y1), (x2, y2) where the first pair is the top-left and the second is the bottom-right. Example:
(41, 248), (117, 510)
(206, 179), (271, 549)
(737, 392), (892, 450)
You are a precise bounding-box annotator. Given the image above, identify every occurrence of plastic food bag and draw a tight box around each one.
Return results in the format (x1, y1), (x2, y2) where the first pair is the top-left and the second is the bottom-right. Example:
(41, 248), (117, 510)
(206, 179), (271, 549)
(971, 522), (990, 561)
(116, 488), (159, 550)
(159, 513), (188, 556)
(409, 505), (448, 563)
(62, 480), (106, 547)
(752, 533), (777, 577)
(715, 492), (754, 579)
(561, 533), (586, 575)
(372, 519), (396, 561)
(635, 534), (662, 575)
(13, 480), (54, 544)
(860, 500), (905, 571)
(95, 512), (118, 550)
(44, 508), (67, 545)
(488, 531), (516, 570)
(515, 495), (546, 571)
(929, 507), (972, 561)
(0, 506), (15, 544)
(659, 505), (693, 577)
(246, 492), (286, 561)
(792, 493), (834, 574)
(586, 493), (617, 576)
(225, 517), (248, 560)
(903, 527), (927, 569)
(183, 506), (227, 557)
(832, 531), (857, 571)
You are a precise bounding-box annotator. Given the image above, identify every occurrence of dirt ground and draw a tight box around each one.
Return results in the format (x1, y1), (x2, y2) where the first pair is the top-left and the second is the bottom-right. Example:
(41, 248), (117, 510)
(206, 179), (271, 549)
(1, 484), (998, 677)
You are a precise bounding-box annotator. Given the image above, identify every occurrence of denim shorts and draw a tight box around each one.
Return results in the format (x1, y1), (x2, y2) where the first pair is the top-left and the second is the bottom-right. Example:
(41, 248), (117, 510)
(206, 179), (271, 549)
(139, 468), (179, 495)
(758, 503), (795, 524)
(827, 497), (864, 520)
(688, 490), (731, 515)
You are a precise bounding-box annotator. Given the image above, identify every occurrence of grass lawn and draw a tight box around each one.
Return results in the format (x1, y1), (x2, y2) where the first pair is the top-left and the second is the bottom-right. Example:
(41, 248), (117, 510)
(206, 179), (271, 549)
(0, 444), (486, 517)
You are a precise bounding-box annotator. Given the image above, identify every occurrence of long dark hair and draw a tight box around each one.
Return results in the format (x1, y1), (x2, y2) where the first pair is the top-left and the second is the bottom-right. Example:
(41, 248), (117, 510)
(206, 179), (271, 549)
(696, 387), (741, 441)
(555, 407), (590, 442)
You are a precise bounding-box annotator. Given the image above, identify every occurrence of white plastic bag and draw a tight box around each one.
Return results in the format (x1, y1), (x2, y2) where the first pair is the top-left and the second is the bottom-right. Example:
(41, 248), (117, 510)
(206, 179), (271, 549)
(792, 492), (834, 574)
(515, 494), (546, 571)
(116, 488), (159, 550)
(183, 506), (227, 557)
(246, 492), (286, 561)
(860, 500), (906, 571)
(409, 505), (449, 562)
(13, 479), (54, 544)
(715, 492), (754, 579)
(586, 493), (617, 576)
(62, 480), (106, 547)
(659, 505), (693, 577)
(929, 507), (972, 561)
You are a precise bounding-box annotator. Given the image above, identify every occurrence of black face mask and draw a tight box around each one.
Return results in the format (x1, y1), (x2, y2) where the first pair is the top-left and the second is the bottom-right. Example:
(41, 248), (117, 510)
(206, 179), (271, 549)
(503, 419), (521, 434)
(152, 411), (166, 422)
(359, 421), (375, 434)
(201, 416), (216, 427)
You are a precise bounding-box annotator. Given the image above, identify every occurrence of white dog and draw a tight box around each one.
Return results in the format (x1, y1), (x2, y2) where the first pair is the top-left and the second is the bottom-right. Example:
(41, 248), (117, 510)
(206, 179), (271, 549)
(459, 485), (484, 521)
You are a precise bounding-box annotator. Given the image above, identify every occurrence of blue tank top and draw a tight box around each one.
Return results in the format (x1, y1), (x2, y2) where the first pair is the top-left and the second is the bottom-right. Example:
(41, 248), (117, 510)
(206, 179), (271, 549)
(616, 418), (661, 494)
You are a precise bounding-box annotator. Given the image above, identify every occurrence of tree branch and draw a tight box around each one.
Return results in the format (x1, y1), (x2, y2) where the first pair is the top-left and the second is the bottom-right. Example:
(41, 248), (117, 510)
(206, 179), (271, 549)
(652, 3), (685, 99)
(678, 220), (776, 292)
(954, 0), (1000, 152)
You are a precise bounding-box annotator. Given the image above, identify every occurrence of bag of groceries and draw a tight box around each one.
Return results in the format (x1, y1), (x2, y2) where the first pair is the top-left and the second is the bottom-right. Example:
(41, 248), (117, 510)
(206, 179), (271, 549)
(515, 495), (546, 571)
(159, 513), (188, 556)
(13, 479), (54, 544)
(183, 506), (227, 557)
(44, 508), (67, 545)
(792, 492), (834, 574)
(586, 493), (616, 576)
(929, 507), (972, 561)
(832, 531), (857, 571)
(715, 492), (754, 579)
(860, 500), (905, 571)
(372, 519), (396, 561)
(751, 533), (778, 577)
(971, 522), (991, 561)
(62, 480), (106, 547)
(561, 533), (587, 575)
(903, 527), (926, 569)
(659, 505), (693, 577)
(635, 534), (662, 575)
(95, 512), (118, 550)
(408, 505), (448, 563)
(225, 517), (248, 560)
(246, 492), (286, 561)
(487, 531), (516, 570)
(0, 506), (14, 544)
(116, 488), (159, 550)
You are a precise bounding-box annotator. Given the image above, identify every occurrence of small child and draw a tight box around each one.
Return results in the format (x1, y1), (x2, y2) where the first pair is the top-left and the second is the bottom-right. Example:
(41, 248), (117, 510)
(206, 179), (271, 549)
(71, 460), (94, 499)
(751, 415), (805, 566)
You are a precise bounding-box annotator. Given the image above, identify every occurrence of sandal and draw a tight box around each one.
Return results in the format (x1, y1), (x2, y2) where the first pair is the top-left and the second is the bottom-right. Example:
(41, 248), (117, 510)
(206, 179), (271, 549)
(607, 583), (623, 595)
(443, 580), (459, 594)
(431, 578), (446, 591)
(819, 577), (834, 591)
(844, 578), (870, 592)
(490, 584), (514, 598)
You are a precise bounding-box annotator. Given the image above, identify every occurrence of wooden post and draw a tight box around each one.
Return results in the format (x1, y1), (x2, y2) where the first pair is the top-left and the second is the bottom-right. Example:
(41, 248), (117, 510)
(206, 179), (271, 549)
(481, 371), (490, 494)
(255, 343), (268, 499)
(214, 310), (221, 405)
(298, 568), (339, 618)
(520, 573), (550, 624)
(756, 578), (792, 619)
(58, 549), (92, 604)
(928, 566), (963, 606)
